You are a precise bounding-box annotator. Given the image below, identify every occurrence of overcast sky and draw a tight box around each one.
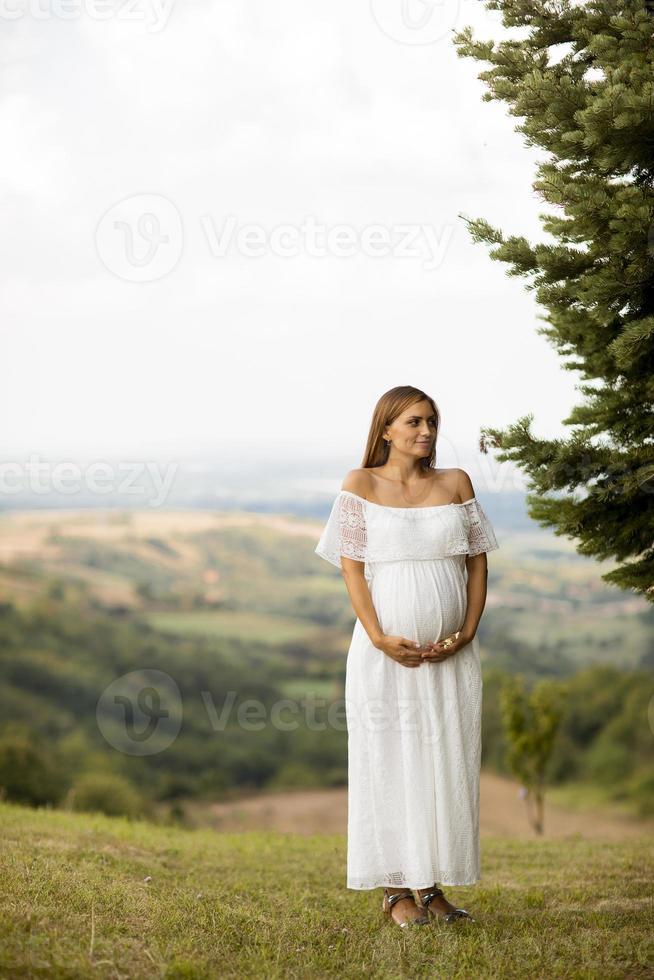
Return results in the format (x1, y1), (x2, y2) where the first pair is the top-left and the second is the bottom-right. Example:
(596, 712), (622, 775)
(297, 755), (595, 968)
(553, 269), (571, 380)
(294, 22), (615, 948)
(2, 0), (580, 497)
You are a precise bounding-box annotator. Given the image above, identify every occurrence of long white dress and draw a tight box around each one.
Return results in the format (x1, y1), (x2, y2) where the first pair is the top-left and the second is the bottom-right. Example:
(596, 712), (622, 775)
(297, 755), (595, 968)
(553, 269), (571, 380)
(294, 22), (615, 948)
(315, 489), (499, 890)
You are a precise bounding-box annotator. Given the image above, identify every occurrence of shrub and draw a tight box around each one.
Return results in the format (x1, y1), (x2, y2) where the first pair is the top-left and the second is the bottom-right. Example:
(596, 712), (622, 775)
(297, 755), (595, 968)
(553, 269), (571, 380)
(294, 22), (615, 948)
(65, 771), (145, 818)
(0, 733), (66, 807)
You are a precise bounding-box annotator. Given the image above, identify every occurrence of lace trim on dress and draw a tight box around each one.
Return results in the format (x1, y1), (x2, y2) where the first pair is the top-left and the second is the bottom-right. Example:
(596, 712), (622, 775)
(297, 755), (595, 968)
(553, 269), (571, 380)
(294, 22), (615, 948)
(339, 490), (368, 562)
(461, 497), (499, 557)
(314, 490), (499, 568)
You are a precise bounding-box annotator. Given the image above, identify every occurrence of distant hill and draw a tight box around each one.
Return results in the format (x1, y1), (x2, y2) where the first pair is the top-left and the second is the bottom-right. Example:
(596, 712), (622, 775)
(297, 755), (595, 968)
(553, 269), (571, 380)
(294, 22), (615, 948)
(0, 505), (650, 676)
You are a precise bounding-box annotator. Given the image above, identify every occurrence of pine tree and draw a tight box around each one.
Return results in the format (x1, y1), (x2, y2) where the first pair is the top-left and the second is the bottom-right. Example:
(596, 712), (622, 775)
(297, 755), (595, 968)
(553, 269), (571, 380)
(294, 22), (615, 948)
(453, 0), (654, 601)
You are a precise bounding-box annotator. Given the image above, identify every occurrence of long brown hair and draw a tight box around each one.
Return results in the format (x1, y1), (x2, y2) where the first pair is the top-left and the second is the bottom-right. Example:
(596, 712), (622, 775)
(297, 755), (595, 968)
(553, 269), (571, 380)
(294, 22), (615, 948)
(361, 386), (441, 470)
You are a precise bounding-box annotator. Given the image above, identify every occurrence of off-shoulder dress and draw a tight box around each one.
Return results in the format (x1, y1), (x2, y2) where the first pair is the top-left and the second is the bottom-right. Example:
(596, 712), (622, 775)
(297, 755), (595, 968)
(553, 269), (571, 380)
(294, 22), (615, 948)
(314, 490), (499, 890)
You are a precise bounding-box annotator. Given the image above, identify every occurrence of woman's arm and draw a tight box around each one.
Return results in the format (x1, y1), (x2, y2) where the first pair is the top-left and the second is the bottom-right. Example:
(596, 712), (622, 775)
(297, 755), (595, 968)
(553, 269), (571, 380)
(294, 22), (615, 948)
(339, 468), (385, 647)
(458, 467), (489, 642)
(460, 552), (488, 643)
(340, 558), (384, 648)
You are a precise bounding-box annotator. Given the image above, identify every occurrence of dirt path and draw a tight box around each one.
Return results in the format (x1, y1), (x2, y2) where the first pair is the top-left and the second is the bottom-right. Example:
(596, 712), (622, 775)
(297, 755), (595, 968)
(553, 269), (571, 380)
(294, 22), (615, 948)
(203, 771), (654, 840)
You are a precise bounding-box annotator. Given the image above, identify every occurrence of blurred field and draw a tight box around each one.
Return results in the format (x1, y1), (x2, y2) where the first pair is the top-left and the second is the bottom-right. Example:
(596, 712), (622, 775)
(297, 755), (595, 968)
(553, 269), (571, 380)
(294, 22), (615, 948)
(0, 508), (320, 610)
(187, 771), (654, 840)
(145, 609), (327, 644)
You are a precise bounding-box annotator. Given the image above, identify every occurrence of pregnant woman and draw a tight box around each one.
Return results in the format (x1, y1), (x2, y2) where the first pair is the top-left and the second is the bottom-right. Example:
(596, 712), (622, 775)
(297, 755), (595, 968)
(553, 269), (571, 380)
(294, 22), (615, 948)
(315, 385), (499, 929)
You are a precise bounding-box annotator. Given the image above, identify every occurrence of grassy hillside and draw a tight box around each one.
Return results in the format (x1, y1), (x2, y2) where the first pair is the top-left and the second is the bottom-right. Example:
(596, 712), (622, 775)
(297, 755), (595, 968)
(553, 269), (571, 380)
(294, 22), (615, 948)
(1, 801), (652, 979)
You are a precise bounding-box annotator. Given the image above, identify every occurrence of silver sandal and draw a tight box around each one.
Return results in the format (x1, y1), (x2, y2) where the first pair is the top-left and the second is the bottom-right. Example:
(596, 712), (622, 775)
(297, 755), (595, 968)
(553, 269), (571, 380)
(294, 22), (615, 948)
(417, 886), (475, 923)
(382, 888), (430, 927)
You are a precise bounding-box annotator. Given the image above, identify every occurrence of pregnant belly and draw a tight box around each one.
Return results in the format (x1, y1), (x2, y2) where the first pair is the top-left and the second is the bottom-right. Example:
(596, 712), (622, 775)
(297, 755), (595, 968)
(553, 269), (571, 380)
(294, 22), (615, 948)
(367, 557), (467, 647)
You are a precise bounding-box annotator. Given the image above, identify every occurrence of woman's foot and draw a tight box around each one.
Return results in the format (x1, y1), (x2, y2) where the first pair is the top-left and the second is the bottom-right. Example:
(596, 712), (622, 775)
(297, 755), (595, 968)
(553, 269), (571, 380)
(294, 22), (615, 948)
(382, 888), (429, 927)
(415, 885), (474, 923)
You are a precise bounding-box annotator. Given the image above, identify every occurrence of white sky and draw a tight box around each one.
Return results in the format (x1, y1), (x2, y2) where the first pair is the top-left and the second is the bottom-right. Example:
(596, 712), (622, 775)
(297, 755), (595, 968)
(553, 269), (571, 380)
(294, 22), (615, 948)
(2, 0), (580, 490)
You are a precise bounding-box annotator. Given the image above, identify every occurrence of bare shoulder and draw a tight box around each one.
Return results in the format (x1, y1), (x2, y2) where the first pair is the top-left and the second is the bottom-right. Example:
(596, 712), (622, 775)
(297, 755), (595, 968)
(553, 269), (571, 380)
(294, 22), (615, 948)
(452, 468), (476, 503)
(340, 468), (371, 497)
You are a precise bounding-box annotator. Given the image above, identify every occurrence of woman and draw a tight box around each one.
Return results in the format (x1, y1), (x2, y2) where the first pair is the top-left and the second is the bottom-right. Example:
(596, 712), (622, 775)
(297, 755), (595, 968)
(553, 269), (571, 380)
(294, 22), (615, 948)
(315, 385), (499, 929)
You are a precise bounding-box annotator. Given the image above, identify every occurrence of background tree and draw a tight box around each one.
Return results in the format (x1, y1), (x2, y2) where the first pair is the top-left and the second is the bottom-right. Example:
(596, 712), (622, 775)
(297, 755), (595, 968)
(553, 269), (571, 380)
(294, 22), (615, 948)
(453, 0), (654, 601)
(500, 676), (567, 834)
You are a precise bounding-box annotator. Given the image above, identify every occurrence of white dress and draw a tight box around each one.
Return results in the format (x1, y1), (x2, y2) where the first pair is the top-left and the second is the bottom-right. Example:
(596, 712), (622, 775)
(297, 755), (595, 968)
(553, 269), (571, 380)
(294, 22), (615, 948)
(315, 490), (499, 890)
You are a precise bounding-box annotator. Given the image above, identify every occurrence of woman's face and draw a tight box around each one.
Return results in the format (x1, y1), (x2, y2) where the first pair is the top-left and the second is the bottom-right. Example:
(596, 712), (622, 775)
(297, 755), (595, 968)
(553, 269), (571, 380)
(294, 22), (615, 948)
(384, 400), (437, 457)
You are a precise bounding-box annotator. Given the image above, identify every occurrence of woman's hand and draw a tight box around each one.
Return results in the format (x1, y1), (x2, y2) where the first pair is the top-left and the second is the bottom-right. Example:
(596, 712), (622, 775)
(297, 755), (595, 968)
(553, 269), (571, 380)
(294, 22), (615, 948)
(419, 630), (474, 663)
(374, 635), (425, 668)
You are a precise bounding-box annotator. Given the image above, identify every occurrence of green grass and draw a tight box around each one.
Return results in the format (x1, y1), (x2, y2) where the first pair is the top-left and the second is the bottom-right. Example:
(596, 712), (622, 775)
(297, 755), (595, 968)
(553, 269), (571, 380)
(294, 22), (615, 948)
(1, 802), (653, 978)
